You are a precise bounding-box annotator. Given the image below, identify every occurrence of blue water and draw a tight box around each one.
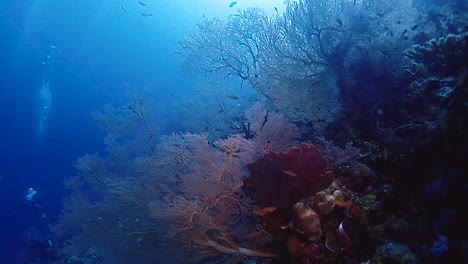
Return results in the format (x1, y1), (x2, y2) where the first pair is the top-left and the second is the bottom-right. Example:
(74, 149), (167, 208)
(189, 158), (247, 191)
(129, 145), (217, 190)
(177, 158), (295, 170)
(0, 1), (189, 262)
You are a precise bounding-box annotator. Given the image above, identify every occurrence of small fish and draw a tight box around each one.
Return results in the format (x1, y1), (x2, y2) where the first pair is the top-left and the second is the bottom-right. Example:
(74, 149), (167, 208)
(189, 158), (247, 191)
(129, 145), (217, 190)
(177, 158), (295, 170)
(411, 24), (419, 30)
(336, 221), (352, 249)
(229, 1), (237, 8)
(253, 206), (277, 216)
(282, 170), (297, 177)
(336, 18), (343, 26)
(45, 136), (64, 144)
(120, 3), (126, 11)
(399, 29), (408, 40)
(262, 207), (276, 213)
(226, 94), (239, 100)
(141, 12), (153, 17)
(271, 93), (281, 100)
(138, 1), (147, 6)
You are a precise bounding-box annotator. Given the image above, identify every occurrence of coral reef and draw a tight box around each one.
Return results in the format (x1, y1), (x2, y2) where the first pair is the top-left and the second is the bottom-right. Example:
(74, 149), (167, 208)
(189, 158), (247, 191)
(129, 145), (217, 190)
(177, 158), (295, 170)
(405, 32), (468, 76)
(50, 0), (467, 263)
(244, 144), (333, 210)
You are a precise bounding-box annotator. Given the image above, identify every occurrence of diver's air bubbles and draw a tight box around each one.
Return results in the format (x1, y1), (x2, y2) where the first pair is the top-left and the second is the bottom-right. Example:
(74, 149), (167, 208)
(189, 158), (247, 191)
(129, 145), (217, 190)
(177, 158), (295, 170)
(35, 80), (52, 141)
(34, 45), (55, 142)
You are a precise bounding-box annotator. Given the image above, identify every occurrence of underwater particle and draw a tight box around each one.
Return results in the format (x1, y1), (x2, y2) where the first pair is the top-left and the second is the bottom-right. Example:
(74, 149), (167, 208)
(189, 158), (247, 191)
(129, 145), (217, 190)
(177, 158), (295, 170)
(229, 1), (237, 8)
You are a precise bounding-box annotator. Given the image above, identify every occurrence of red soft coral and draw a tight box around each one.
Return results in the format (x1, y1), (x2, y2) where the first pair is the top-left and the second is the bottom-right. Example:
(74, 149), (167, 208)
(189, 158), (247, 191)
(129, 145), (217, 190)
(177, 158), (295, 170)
(244, 144), (333, 211)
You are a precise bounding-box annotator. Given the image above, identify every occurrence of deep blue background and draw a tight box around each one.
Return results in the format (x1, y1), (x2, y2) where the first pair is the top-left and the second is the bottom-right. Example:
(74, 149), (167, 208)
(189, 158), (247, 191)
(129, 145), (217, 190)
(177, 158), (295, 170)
(0, 1), (197, 262)
(0, 3), (103, 262)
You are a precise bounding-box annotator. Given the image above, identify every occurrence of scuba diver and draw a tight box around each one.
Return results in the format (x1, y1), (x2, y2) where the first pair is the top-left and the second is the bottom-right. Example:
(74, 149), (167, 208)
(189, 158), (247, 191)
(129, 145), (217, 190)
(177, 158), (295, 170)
(24, 187), (44, 217)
